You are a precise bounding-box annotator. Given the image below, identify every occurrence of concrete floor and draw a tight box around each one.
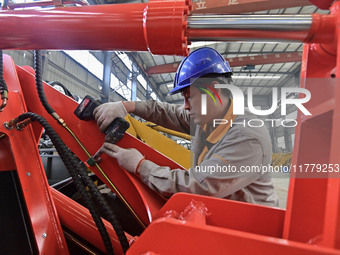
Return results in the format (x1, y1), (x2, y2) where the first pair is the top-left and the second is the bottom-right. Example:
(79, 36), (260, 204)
(272, 173), (290, 209)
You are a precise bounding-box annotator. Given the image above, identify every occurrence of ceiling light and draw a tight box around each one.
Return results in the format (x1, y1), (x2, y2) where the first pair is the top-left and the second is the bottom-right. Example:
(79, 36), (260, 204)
(232, 75), (281, 79)
(188, 41), (222, 48)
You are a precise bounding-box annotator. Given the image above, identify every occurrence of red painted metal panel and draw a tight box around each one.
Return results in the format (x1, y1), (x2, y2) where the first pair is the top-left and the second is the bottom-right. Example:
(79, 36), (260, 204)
(282, 48), (333, 244)
(15, 63), (188, 226)
(0, 1), (189, 55)
(146, 52), (303, 75)
(309, 0), (334, 9)
(0, 55), (68, 254)
(156, 193), (285, 238)
(321, 3), (340, 249)
(51, 187), (134, 254)
(127, 218), (340, 255)
(0, 135), (16, 171)
(283, 1), (340, 248)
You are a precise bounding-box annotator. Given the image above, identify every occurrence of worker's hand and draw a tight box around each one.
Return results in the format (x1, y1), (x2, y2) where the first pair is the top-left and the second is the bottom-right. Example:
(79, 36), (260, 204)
(94, 101), (128, 132)
(100, 143), (145, 174)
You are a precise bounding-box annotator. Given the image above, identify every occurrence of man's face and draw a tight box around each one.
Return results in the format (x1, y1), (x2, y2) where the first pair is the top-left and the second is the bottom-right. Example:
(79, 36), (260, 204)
(182, 86), (216, 125)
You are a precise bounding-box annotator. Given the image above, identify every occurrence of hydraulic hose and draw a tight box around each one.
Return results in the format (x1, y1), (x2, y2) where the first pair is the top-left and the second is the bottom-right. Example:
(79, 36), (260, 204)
(34, 50), (62, 122)
(0, 50), (8, 111)
(33, 50), (129, 252)
(67, 154), (129, 252)
(17, 112), (115, 255)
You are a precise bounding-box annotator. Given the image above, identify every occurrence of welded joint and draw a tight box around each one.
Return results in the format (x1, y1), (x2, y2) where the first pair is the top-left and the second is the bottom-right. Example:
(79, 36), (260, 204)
(3, 118), (32, 131)
(3, 117), (19, 130)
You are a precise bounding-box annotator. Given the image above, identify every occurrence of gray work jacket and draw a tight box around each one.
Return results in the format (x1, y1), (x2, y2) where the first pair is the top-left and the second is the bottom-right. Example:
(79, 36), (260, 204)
(134, 100), (279, 207)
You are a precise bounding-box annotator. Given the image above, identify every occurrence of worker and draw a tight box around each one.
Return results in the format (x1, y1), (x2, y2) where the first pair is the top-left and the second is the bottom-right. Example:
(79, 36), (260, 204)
(94, 47), (279, 207)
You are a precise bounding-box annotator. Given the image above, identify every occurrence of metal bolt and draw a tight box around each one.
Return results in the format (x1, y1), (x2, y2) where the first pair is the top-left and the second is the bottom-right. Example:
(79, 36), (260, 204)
(26, 172), (31, 176)
(3, 122), (13, 130)
(42, 233), (47, 238)
(3, 118), (19, 130)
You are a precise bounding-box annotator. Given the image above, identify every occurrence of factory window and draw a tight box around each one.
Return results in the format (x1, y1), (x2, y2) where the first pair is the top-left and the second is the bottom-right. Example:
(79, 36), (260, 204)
(150, 92), (157, 101)
(64, 50), (103, 81)
(110, 74), (120, 90)
(116, 52), (132, 72)
(137, 75), (147, 90)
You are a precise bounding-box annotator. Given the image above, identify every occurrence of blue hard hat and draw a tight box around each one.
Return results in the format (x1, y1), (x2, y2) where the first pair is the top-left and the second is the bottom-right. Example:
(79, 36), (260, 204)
(170, 47), (232, 95)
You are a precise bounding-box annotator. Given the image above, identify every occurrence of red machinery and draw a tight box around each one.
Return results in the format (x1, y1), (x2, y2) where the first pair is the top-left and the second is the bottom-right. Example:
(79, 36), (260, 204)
(0, 0), (340, 254)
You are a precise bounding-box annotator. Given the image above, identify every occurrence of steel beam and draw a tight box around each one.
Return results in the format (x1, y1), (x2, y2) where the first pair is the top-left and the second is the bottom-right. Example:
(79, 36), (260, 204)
(131, 64), (138, 101)
(101, 51), (112, 103)
(127, 52), (166, 102)
(192, 0), (312, 14)
(156, 71), (297, 86)
(147, 52), (303, 75)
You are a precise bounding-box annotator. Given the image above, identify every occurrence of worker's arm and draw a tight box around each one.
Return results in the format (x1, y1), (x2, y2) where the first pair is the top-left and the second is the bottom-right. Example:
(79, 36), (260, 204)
(133, 100), (190, 134)
(99, 129), (272, 203)
(94, 100), (190, 134)
(138, 135), (263, 198)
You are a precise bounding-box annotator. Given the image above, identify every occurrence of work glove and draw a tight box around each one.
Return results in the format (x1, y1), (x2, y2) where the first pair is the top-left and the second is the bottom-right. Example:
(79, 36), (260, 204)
(100, 143), (145, 174)
(94, 101), (128, 132)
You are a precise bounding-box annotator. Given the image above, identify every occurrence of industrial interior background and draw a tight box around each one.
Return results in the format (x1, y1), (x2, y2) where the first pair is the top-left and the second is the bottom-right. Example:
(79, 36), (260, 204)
(3, 0), (331, 209)
(0, 0), (339, 254)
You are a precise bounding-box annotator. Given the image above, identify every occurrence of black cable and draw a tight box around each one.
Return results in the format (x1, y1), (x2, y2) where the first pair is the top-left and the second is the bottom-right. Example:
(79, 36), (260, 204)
(69, 159), (129, 252)
(33, 49), (129, 252)
(34, 50), (57, 117)
(18, 112), (115, 255)
(0, 50), (8, 111)
(59, 148), (129, 252)
(0, 50), (7, 91)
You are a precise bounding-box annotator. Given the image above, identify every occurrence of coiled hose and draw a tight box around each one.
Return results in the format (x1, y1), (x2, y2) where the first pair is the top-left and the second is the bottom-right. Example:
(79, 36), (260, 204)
(0, 50), (8, 110)
(75, 160), (129, 252)
(34, 51), (56, 117)
(18, 112), (115, 254)
(33, 50), (129, 253)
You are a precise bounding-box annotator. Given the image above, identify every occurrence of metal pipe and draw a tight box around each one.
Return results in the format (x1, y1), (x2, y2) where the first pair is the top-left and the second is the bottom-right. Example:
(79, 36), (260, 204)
(0, 2), (335, 53)
(187, 14), (326, 43)
(0, 1), (189, 55)
(51, 187), (133, 254)
(188, 15), (313, 31)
